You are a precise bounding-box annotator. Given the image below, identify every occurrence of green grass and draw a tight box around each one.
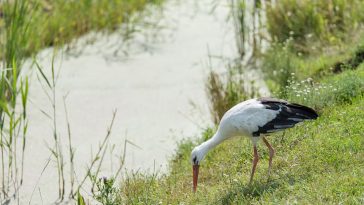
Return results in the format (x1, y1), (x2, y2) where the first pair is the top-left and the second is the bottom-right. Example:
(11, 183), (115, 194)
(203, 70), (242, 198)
(262, 35), (364, 96)
(118, 73), (364, 204)
(266, 0), (364, 53)
(285, 64), (364, 111)
(0, 0), (163, 60)
(262, 0), (364, 97)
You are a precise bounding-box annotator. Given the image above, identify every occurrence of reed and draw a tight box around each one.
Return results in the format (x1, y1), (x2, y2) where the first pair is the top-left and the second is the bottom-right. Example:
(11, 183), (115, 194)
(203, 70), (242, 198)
(34, 58), (127, 203)
(231, 0), (265, 59)
(0, 0), (30, 201)
(0, 0), (164, 60)
(206, 61), (258, 125)
(0, 0), (164, 202)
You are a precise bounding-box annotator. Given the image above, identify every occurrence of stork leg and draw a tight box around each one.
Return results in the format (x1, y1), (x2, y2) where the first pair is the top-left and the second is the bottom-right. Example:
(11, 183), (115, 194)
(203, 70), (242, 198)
(262, 137), (275, 178)
(249, 145), (259, 185)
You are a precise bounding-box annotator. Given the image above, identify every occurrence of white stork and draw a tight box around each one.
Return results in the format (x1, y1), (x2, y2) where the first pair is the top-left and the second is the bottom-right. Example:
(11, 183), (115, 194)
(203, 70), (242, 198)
(191, 97), (318, 192)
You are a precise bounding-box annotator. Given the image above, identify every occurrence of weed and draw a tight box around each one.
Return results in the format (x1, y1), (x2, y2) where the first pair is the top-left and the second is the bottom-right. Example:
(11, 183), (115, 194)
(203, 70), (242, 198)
(262, 42), (296, 96)
(33, 57), (128, 203)
(266, 0), (364, 52)
(77, 191), (86, 205)
(206, 61), (258, 124)
(92, 176), (121, 205)
(332, 43), (364, 73)
(285, 65), (364, 111)
(231, 0), (265, 58)
(0, 2), (30, 195)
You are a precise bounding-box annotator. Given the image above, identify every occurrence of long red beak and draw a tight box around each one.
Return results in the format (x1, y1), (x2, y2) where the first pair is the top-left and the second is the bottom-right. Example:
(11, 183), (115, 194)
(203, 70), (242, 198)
(193, 164), (199, 193)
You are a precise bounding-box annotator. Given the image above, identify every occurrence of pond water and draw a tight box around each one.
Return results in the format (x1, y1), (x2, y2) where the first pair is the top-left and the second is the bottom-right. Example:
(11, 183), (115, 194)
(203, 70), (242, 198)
(16, 0), (270, 204)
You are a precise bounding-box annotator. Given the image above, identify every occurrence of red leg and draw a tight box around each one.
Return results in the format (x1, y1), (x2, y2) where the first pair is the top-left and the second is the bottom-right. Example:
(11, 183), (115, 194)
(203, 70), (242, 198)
(249, 145), (259, 184)
(263, 137), (275, 178)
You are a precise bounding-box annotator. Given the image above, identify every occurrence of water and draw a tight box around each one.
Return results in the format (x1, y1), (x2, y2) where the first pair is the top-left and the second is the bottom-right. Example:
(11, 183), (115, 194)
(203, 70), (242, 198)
(16, 0), (248, 203)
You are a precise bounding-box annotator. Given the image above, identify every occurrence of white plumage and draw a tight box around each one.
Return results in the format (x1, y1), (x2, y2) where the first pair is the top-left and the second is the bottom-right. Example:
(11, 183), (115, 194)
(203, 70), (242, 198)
(191, 97), (318, 192)
(221, 99), (279, 138)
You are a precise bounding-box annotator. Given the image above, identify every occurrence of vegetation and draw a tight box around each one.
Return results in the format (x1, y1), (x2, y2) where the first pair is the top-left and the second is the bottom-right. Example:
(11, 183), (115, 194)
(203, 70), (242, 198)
(206, 67), (257, 125)
(0, 0), (163, 60)
(0, 0), (163, 203)
(266, 0), (364, 53)
(0, 0), (30, 198)
(262, 38), (364, 97)
(1, 0), (364, 204)
(115, 0), (364, 204)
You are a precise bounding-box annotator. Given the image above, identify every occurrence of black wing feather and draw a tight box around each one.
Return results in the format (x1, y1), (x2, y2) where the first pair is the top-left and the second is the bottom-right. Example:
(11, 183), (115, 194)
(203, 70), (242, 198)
(252, 97), (318, 136)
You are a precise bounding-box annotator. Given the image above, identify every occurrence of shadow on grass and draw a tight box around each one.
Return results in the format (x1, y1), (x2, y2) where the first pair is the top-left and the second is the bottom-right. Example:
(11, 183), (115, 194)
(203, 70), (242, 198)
(214, 175), (296, 204)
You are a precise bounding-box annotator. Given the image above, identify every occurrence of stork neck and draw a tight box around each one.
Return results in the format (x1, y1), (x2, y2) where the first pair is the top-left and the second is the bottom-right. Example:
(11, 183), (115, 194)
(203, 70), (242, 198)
(198, 130), (223, 156)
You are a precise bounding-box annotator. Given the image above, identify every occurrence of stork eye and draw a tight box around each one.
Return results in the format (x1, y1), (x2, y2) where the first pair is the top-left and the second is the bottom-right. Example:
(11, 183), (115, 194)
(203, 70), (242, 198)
(193, 156), (197, 164)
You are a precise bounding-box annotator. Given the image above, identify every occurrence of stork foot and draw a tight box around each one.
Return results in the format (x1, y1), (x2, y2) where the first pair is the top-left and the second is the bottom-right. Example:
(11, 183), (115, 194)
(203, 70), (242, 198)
(263, 137), (275, 180)
(249, 145), (259, 185)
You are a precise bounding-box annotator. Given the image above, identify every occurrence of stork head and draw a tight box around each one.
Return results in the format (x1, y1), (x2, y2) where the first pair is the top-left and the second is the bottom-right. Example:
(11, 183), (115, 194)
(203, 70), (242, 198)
(190, 146), (205, 193)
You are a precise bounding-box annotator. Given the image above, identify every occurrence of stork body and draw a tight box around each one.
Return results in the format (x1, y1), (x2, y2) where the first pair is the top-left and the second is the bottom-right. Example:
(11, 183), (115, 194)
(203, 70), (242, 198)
(191, 97), (318, 192)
